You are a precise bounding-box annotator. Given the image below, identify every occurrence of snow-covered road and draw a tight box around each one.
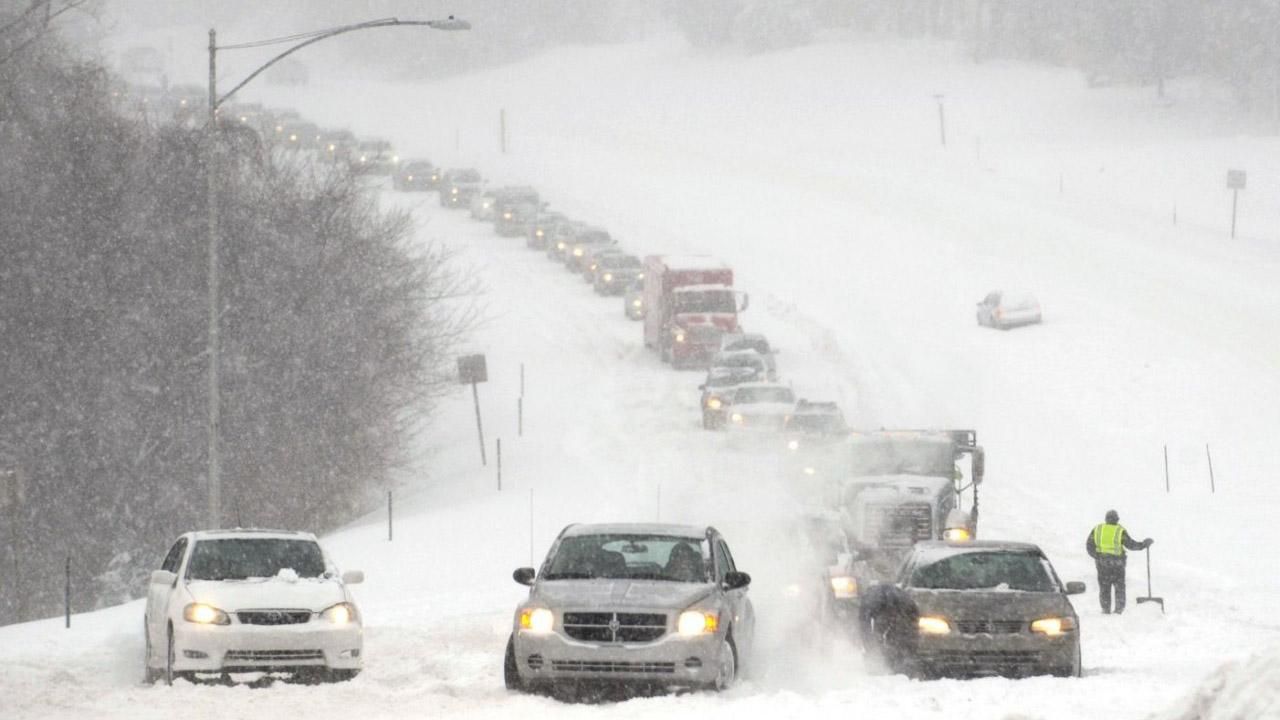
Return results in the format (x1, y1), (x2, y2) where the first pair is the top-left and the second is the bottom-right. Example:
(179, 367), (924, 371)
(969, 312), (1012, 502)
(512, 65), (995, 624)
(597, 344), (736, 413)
(5, 34), (1280, 720)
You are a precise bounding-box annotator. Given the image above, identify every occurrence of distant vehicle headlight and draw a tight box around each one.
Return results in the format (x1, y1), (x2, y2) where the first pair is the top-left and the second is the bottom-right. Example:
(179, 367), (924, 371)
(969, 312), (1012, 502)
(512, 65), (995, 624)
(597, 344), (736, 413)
(183, 603), (230, 626)
(1030, 617), (1075, 636)
(830, 576), (857, 599)
(787, 439), (800, 451)
(519, 607), (554, 633)
(391, 155), (400, 163)
(706, 397), (722, 410)
(632, 299), (642, 308)
(602, 273), (613, 282)
(803, 466), (817, 476)
(431, 174), (438, 181)
(677, 610), (718, 636)
(452, 187), (459, 194)
(731, 412), (744, 424)
(359, 155), (368, 162)
(675, 332), (686, 343)
(557, 242), (566, 250)
(917, 616), (951, 635)
(321, 602), (359, 625)
(536, 230), (544, 237)
(289, 134), (298, 142)
(503, 212), (512, 220)
(406, 175), (414, 181)
(328, 143), (336, 151)
(573, 247), (584, 257)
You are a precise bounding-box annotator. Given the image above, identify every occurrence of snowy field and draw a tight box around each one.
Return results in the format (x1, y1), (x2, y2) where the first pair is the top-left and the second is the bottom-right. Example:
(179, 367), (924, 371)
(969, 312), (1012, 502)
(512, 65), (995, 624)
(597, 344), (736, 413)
(5, 33), (1280, 719)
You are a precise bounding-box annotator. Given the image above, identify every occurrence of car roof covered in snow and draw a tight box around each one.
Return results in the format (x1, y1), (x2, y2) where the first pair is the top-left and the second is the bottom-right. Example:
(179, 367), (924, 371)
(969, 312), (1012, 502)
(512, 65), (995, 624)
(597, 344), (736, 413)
(912, 540), (1046, 562)
(654, 255), (730, 271)
(674, 283), (733, 293)
(191, 528), (317, 542)
(562, 523), (708, 539)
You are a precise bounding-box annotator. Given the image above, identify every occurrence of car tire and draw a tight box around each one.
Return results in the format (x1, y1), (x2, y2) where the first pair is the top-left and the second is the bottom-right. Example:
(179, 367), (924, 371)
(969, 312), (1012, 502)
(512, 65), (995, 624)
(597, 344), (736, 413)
(1051, 645), (1083, 678)
(706, 635), (737, 691)
(325, 669), (360, 683)
(503, 636), (525, 692)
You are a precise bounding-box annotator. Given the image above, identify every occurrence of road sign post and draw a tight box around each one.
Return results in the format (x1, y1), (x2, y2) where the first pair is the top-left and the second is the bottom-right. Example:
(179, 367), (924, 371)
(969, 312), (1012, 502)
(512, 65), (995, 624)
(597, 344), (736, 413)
(1226, 169), (1246, 238)
(458, 354), (489, 466)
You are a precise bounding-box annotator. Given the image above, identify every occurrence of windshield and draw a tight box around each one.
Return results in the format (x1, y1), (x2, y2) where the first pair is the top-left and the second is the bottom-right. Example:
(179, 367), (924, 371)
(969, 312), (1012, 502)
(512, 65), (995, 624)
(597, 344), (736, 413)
(713, 353), (764, 370)
(543, 534), (710, 582)
(601, 255), (641, 269)
(732, 387), (795, 404)
(451, 170), (480, 182)
(706, 368), (758, 387)
(724, 337), (769, 354)
(575, 230), (611, 244)
(911, 551), (1057, 592)
(674, 289), (736, 314)
(848, 437), (956, 477)
(186, 538), (326, 581)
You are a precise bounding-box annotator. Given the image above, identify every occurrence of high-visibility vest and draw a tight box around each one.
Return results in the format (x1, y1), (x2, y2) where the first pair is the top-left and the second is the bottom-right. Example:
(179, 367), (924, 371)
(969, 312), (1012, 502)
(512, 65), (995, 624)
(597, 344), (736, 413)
(1093, 523), (1126, 556)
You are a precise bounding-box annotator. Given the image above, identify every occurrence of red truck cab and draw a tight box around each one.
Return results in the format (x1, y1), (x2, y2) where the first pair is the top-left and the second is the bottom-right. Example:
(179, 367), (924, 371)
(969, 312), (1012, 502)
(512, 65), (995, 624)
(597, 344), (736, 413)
(643, 256), (748, 369)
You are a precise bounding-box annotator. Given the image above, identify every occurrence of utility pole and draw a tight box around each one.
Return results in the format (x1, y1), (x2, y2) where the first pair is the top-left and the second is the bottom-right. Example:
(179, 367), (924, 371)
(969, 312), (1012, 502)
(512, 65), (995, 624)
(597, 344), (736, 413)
(206, 28), (222, 530)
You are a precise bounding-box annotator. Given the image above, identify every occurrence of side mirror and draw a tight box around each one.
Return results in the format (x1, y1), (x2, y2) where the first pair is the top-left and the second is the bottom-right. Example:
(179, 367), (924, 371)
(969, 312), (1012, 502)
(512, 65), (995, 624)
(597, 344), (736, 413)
(1065, 581), (1086, 595)
(513, 567), (536, 586)
(723, 571), (751, 590)
(738, 293), (750, 312)
(150, 569), (176, 586)
(341, 570), (365, 585)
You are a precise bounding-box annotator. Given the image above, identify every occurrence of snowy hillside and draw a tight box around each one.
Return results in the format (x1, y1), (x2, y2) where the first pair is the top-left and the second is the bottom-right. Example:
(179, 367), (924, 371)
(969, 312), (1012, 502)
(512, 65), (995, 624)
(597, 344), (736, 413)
(5, 35), (1280, 720)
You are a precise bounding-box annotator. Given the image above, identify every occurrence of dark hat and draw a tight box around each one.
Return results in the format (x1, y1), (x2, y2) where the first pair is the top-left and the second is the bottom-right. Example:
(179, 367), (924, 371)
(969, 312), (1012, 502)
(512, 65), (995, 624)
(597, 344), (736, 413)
(1105, 509), (1119, 524)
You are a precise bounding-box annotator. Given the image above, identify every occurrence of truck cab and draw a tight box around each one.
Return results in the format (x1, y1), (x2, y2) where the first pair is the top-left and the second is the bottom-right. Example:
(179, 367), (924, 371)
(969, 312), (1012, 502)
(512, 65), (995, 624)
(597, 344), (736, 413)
(642, 256), (748, 370)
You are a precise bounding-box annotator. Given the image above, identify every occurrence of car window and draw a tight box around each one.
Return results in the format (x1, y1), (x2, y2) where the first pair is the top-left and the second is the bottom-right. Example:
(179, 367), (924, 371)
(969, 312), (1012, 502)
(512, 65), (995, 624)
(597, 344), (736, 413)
(714, 540), (734, 580)
(733, 387), (795, 404)
(910, 551), (1056, 592)
(161, 538), (187, 573)
(543, 534), (710, 582)
(185, 538), (326, 581)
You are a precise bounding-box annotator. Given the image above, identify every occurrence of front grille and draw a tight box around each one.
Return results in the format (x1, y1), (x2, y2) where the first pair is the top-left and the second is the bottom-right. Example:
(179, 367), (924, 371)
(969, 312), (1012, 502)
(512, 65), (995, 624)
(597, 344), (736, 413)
(954, 620), (1025, 635)
(867, 503), (933, 546)
(237, 610), (312, 626)
(224, 649), (324, 663)
(562, 612), (667, 643)
(923, 649), (1042, 666)
(551, 660), (675, 674)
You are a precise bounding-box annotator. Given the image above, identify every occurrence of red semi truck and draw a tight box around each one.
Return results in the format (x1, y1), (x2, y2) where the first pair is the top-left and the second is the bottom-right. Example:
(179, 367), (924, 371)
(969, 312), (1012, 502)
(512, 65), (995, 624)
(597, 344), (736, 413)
(643, 255), (748, 369)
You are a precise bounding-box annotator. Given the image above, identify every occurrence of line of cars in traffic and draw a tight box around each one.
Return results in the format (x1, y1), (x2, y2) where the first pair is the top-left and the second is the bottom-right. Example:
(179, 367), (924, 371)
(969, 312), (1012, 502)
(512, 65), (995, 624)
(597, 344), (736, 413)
(401, 164), (1088, 688)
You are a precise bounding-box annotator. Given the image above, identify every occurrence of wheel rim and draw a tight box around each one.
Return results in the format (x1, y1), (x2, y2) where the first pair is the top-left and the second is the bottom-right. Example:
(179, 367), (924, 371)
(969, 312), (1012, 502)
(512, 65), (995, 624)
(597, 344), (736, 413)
(716, 639), (736, 689)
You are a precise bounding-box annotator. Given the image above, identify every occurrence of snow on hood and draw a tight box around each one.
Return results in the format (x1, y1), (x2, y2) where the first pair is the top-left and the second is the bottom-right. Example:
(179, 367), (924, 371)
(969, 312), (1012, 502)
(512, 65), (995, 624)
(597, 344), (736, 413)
(533, 579), (714, 611)
(184, 576), (348, 612)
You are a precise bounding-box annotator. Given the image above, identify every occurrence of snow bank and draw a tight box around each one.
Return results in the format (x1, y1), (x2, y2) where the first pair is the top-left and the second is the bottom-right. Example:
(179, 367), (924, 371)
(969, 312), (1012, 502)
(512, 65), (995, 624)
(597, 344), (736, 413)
(1156, 650), (1280, 720)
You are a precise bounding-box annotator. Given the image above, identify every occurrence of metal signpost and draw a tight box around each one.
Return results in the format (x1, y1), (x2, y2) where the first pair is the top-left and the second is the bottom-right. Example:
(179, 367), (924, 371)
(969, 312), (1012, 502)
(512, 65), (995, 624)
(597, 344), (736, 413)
(1227, 169), (1246, 238)
(458, 354), (489, 466)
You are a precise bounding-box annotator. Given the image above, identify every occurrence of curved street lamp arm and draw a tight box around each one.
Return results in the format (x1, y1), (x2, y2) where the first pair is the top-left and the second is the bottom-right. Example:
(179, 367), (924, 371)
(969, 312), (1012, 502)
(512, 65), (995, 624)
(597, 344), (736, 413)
(215, 18), (461, 109)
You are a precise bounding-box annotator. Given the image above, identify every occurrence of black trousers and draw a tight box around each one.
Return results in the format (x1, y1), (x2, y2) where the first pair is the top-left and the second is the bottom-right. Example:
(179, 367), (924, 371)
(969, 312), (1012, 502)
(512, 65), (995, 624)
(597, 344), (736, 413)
(1097, 558), (1127, 613)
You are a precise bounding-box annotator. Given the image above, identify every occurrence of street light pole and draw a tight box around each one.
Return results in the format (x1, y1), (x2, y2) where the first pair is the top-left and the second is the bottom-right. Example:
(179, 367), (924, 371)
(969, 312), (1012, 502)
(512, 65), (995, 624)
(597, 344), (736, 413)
(206, 28), (221, 530)
(202, 17), (469, 530)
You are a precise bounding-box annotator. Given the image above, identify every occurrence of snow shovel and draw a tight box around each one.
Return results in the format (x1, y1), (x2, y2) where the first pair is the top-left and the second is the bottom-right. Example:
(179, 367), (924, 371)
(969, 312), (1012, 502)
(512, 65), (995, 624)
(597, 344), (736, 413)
(1135, 548), (1164, 613)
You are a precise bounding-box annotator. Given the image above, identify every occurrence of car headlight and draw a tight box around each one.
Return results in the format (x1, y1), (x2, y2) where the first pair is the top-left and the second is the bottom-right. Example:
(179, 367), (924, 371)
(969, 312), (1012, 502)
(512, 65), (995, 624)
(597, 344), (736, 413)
(406, 175), (414, 181)
(503, 212), (512, 219)
(431, 174), (438, 181)
(573, 248), (584, 257)
(731, 412), (744, 424)
(787, 439), (800, 451)
(637, 273), (645, 280)
(1030, 617), (1075, 636)
(803, 466), (817, 475)
(519, 607), (554, 633)
(603, 273), (613, 282)
(328, 143), (336, 151)
(289, 134), (298, 142)
(677, 610), (718, 636)
(830, 576), (857, 598)
(183, 603), (230, 625)
(391, 155), (400, 163)
(557, 242), (566, 250)
(321, 602), (359, 625)
(633, 299), (642, 307)
(917, 616), (951, 635)
(359, 155), (367, 162)
(675, 332), (686, 343)
(536, 230), (544, 237)
(452, 187), (459, 194)
(706, 397), (722, 410)
(943, 527), (972, 542)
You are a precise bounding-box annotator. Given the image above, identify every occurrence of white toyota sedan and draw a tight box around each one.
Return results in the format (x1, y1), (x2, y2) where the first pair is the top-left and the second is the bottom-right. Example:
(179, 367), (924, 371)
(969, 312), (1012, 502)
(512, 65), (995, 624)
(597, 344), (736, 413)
(143, 529), (364, 685)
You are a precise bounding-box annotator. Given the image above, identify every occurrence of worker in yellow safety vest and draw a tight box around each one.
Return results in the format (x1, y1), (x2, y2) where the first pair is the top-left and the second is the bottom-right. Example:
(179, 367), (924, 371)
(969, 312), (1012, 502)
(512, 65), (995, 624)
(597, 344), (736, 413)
(1085, 509), (1152, 614)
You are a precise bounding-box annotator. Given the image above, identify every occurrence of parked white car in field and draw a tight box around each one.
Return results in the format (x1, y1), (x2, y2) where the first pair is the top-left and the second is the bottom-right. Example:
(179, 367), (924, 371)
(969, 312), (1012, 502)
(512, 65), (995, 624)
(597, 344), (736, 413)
(976, 290), (1042, 330)
(143, 529), (364, 685)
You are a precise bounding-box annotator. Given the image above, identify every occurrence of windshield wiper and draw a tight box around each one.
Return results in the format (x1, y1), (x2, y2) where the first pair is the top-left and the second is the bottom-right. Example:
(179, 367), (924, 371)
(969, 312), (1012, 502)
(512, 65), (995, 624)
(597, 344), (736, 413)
(543, 572), (594, 580)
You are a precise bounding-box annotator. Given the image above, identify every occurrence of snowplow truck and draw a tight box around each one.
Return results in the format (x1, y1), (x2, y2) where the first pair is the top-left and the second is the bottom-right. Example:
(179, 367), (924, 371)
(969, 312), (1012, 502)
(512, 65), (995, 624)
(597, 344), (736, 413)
(837, 430), (985, 590)
(642, 255), (748, 369)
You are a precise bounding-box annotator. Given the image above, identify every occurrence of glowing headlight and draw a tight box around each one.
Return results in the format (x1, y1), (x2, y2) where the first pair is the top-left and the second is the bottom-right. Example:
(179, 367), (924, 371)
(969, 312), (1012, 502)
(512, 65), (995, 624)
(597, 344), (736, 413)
(503, 212), (512, 219)
(321, 602), (359, 625)
(633, 299), (642, 307)
(289, 133), (298, 142)
(519, 608), (554, 633)
(706, 397), (722, 410)
(573, 248), (584, 257)
(452, 187), (459, 194)
(557, 242), (566, 250)
(483, 202), (491, 209)
(406, 175), (414, 181)
(918, 616), (951, 635)
(603, 273), (613, 282)
(183, 603), (230, 625)
(803, 466), (816, 475)
(943, 527), (972, 542)
(731, 412), (744, 424)
(328, 143), (336, 151)
(677, 610), (718, 636)
(275, 125), (284, 133)
(830, 576), (858, 598)
(359, 155), (368, 162)
(787, 439), (800, 451)
(637, 272), (645, 280)
(391, 155), (400, 163)
(536, 230), (544, 237)
(1030, 617), (1075, 636)
(675, 332), (686, 343)
(431, 174), (438, 181)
